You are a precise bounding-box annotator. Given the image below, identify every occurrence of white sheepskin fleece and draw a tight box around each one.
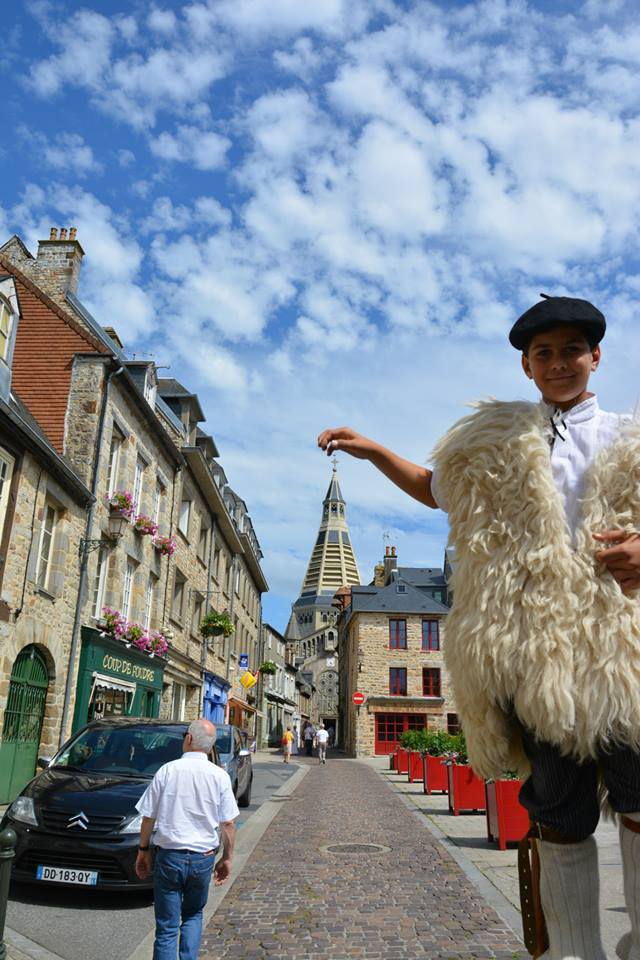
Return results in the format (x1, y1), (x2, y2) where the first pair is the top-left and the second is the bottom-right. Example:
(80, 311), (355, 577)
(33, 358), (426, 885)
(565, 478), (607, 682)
(432, 400), (640, 780)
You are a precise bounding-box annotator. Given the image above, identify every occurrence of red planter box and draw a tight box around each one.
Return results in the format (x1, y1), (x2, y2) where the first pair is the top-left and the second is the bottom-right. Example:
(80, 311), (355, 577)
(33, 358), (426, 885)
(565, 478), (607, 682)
(422, 754), (448, 794)
(447, 763), (486, 815)
(485, 779), (529, 849)
(396, 747), (409, 775)
(408, 751), (424, 783)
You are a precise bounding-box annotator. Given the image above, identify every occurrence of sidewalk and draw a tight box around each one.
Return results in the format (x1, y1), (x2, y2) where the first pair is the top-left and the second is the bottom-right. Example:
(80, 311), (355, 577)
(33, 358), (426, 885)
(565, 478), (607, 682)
(200, 753), (526, 959)
(377, 758), (627, 959)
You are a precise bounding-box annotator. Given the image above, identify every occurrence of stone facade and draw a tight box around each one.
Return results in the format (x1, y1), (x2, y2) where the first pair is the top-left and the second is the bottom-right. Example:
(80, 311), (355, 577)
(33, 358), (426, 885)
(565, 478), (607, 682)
(338, 553), (456, 758)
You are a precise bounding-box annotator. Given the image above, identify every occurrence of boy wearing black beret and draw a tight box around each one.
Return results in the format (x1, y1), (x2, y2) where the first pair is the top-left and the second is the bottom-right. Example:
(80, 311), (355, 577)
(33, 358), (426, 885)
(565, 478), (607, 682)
(319, 296), (640, 960)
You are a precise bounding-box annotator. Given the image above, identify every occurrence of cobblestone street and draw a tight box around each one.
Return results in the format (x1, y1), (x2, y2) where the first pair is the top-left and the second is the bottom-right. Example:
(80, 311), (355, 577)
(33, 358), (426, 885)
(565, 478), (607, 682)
(201, 755), (526, 960)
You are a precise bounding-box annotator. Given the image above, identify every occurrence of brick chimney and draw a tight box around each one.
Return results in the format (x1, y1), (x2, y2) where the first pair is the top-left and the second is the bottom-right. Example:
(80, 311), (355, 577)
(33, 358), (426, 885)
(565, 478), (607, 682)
(28, 227), (85, 304)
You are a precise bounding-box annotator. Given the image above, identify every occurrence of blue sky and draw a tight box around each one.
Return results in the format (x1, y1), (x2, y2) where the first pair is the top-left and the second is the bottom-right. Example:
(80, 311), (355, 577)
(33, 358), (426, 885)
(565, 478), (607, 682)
(2, 0), (640, 631)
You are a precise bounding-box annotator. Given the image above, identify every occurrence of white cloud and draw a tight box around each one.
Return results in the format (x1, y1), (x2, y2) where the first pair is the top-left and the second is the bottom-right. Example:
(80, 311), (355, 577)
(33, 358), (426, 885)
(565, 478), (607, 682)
(149, 125), (230, 170)
(273, 37), (323, 80)
(18, 128), (102, 177)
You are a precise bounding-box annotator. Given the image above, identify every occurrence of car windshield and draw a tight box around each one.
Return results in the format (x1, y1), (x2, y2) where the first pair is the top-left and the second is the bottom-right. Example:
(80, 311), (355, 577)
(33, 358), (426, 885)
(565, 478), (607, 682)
(215, 728), (233, 756)
(52, 725), (185, 778)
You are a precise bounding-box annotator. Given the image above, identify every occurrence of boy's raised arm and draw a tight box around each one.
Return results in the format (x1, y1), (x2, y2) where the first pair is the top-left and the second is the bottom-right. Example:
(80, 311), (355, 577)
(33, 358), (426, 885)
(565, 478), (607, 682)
(317, 427), (438, 509)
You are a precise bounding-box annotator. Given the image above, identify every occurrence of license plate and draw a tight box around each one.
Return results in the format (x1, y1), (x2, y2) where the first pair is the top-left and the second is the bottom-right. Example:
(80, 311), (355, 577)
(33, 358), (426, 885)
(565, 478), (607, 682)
(36, 865), (98, 885)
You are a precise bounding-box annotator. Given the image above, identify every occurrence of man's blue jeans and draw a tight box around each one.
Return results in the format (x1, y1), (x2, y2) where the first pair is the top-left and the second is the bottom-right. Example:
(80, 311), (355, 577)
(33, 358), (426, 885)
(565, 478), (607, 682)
(153, 848), (216, 960)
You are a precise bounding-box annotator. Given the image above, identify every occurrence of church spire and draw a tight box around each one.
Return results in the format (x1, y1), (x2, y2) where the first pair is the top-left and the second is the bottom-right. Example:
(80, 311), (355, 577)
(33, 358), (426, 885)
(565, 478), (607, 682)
(299, 460), (360, 596)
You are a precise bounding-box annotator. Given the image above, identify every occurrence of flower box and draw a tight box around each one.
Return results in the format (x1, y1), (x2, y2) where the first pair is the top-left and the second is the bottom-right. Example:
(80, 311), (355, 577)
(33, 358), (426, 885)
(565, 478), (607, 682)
(485, 779), (529, 849)
(422, 754), (448, 795)
(447, 763), (486, 815)
(408, 751), (424, 783)
(395, 746), (409, 775)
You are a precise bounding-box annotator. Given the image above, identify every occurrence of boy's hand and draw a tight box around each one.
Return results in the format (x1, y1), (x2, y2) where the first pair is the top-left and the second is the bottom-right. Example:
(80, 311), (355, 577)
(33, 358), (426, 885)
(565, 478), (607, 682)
(317, 427), (379, 460)
(593, 530), (640, 593)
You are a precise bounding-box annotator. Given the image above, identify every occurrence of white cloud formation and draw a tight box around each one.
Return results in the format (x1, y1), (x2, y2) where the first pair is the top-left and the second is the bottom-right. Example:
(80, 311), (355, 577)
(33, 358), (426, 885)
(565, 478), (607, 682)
(149, 125), (230, 170)
(18, 128), (103, 177)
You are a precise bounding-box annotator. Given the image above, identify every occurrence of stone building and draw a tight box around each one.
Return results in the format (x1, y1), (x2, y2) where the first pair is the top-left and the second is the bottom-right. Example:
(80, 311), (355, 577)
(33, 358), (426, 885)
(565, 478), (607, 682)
(285, 461), (360, 739)
(338, 547), (457, 758)
(0, 265), (95, 802)
(0, 229), (268, 788)
(261, 623), (297, 747)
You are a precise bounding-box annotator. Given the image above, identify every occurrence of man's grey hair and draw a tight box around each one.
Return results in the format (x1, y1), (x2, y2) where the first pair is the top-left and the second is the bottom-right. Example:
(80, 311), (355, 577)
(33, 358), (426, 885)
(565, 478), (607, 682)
(319, 722), (325, 729)
(188, 718), (216, 751)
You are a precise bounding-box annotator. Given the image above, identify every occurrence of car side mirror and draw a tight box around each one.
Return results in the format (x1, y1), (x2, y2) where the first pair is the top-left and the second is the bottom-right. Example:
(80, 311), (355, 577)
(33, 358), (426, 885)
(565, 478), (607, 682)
(238, 749), (251, 757)
(37, 756), (52, 769)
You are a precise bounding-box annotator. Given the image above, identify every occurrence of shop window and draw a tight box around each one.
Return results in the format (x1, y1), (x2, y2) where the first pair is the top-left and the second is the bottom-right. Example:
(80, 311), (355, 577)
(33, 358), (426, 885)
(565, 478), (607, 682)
(389, 619), (407, 650)
(37, 503), (58, 592)
(422, 619), (440, 651)
(422, 667), (441, 697)
(389, 667), (407, 696)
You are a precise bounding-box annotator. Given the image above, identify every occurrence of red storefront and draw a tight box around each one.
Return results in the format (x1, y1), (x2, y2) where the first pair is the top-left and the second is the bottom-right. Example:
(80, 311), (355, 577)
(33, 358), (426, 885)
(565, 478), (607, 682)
(374, 712), (427, 754)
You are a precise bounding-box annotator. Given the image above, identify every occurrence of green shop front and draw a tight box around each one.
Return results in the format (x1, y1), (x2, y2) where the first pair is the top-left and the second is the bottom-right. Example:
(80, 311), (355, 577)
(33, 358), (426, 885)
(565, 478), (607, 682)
(72, 627), (165, 732)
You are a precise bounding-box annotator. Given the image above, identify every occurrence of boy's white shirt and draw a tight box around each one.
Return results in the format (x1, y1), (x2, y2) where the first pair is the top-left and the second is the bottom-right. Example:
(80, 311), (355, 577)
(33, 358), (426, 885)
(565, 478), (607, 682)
(431, 394), (629, 544)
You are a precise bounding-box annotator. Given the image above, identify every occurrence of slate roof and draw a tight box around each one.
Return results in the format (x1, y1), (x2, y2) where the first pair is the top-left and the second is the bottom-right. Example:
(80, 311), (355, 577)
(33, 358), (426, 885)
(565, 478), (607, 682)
(394, 566), (447, 588)
(350, 578), (450, 615)
(323, 467), (344, 503)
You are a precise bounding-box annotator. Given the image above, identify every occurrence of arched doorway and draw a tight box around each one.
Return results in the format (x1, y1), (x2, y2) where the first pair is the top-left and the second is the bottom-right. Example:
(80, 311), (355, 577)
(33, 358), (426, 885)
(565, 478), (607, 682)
(0, 645), (49, 803)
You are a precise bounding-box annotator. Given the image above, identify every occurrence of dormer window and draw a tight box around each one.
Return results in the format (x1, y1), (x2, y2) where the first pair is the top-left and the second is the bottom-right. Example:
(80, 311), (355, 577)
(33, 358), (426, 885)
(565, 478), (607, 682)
(0, 297), (14, 362)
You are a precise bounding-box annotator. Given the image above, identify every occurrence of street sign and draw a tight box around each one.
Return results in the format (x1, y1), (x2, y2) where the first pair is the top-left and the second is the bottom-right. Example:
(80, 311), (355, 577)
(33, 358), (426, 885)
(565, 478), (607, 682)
(352, 692), (365, 705)
(239, 654), (248, 670)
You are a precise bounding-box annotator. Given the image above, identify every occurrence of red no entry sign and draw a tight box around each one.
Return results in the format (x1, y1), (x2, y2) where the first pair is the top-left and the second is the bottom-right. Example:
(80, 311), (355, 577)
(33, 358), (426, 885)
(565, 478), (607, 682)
(352, 692), (365, 705)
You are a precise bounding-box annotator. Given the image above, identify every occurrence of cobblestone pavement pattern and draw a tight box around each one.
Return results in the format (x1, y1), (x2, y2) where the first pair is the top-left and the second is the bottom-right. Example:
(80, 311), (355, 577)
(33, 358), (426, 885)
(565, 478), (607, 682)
(201, 756), (526, 960)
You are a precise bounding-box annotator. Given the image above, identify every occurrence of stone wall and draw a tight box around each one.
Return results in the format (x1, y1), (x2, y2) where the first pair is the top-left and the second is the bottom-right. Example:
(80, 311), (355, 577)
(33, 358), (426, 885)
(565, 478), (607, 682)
(342, 611), (456, 758)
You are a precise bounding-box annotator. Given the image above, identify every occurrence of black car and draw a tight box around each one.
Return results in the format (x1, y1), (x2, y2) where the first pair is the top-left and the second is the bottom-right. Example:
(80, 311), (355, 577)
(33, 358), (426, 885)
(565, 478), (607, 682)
(1, 718), (221, 890)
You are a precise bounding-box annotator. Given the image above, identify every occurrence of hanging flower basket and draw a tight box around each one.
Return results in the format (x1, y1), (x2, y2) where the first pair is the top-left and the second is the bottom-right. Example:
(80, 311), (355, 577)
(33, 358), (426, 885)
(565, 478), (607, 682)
(200, 610), (234, 638)
(133, 514), (159, 537)
(258, 660), (277, 675)
(103, 491), (135, 520)
(152, 534), (177, 557)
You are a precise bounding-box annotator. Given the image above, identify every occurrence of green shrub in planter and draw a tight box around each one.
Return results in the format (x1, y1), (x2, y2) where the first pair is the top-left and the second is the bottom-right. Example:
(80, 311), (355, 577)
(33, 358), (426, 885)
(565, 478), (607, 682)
(423, 730), (455, 757)
(259, 660), (277, 675)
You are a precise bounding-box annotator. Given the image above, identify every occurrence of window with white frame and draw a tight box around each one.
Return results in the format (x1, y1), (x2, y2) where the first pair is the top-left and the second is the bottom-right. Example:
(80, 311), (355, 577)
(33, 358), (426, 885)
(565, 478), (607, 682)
(37, 504), (57, 591)
(178, 498), (191, 538)
(152, 479), (163, 524)
(92, 547), (108, 619)
(106, 427), (124, 497)
(192, 595), (203, 637)
(122, 561), (135, 620)
(133, 456), (145, 511)
(0, 449), (15, 540)
(144, 574), (156, 631)
(0, 298), (13, 362)
(143, 368), (157, 407)
(235, 567), (240, 596)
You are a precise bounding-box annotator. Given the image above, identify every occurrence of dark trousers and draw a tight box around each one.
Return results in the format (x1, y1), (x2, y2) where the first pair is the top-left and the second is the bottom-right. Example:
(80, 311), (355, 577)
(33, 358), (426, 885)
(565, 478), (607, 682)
(518, 727), (640, 840)
(305, 739), (313, 756)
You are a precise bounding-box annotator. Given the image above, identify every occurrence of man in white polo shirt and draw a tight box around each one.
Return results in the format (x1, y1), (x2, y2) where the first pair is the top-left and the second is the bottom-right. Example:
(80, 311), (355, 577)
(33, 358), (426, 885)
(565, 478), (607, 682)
(135, 718), (239, 960)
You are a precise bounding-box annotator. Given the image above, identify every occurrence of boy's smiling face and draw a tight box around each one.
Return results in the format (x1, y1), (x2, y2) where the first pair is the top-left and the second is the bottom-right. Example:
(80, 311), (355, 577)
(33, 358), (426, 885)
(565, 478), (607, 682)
(521, 323), (601, 411)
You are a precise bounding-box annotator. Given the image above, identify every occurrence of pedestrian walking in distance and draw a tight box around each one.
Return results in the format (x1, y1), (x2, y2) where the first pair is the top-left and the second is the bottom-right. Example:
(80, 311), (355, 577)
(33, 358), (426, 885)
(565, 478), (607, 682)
(281, 725), (294, 763)
(319, 296), (640, 960)
(315, 723), (329, 764)
(135, 718), (239, 960)
(303, 722), (315, 757)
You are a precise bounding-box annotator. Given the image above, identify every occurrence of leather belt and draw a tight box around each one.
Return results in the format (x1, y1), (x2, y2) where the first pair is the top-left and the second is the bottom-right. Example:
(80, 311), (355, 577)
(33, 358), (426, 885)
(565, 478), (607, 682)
(622, 816), (640, 834)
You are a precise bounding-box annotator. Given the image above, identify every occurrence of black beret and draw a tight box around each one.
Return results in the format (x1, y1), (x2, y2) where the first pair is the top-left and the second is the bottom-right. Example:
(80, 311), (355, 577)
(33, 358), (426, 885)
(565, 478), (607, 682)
(509, 294), (606, 350)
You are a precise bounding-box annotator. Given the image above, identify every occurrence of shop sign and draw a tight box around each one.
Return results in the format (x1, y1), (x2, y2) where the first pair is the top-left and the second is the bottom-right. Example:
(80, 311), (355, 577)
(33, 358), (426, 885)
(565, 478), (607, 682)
(239, 654), (248, 670)
(101, 653), (157, 684)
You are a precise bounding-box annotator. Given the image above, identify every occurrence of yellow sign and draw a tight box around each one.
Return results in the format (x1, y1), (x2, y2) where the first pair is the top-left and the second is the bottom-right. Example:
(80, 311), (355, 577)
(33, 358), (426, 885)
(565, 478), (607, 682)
(239, 670), (258, 690)
(102, 653), (156, 684)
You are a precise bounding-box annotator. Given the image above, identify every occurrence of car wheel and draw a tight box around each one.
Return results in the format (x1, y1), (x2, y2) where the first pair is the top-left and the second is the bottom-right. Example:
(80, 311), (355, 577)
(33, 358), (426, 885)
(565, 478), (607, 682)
(238, 775), (252, 808)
